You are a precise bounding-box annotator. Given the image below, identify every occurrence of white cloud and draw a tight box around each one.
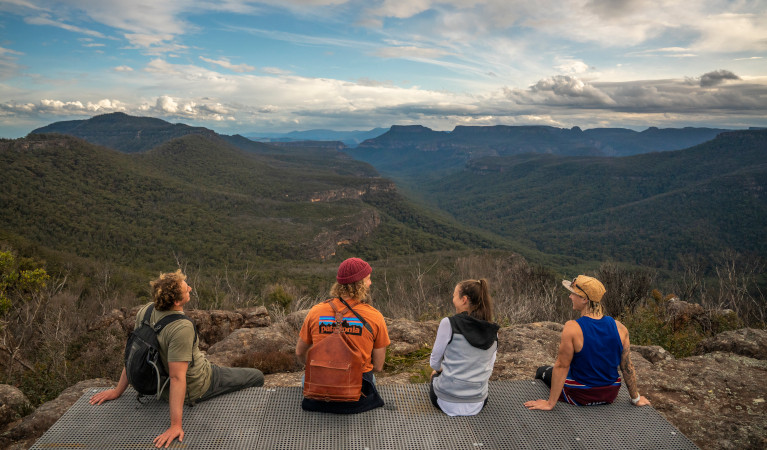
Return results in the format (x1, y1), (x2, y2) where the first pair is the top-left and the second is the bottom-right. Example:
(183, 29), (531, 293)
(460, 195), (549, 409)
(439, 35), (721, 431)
(113, 65), (133, 72)
(25, 14), (106, 38)
(555, 59), (590, 74)
(375, 46), (451, 59)
(199, 56), (255, 73)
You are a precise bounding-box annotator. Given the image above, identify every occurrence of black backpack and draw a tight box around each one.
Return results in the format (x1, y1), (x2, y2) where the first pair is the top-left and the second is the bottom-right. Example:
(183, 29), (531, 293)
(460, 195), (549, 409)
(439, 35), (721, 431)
(124, 304), (197, 400)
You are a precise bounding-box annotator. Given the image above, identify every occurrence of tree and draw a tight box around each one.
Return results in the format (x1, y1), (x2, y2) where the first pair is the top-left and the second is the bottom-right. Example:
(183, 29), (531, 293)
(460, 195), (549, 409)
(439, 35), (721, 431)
(0, 250), (50, 381)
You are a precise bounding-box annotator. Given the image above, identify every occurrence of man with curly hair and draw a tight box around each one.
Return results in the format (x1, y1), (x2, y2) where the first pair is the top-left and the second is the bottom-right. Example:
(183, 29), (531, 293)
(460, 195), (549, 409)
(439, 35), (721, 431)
(296, 257), (390, 413)
(90, 270), (264, 448)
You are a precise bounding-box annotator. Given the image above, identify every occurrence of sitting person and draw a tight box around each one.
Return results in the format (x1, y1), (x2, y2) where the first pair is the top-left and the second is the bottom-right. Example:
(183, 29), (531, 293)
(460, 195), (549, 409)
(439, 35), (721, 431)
(295, 257), (390, 414)
(429, 279), (499, 416)
(524, 275), (651, 410)
(90, 270), (264, 448)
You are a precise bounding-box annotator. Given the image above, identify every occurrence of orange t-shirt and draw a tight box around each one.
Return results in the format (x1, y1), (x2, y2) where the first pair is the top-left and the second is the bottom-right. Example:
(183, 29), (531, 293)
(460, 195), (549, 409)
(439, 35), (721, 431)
(299, 298), (390, 373)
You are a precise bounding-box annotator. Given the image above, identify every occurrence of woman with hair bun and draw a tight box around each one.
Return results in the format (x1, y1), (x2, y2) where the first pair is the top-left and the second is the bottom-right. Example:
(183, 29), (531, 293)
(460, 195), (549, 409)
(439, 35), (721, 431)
(429, 278), (499, 416)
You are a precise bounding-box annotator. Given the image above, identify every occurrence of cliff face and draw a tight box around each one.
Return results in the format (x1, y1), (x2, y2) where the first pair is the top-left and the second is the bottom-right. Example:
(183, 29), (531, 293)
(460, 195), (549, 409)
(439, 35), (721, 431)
(3, 308), (765, 449)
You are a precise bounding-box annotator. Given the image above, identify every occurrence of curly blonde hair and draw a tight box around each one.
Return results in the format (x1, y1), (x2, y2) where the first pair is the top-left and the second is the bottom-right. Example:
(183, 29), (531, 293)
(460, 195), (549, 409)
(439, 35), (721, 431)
(330, 278), (370, 303)
(150, 269), (187, 311)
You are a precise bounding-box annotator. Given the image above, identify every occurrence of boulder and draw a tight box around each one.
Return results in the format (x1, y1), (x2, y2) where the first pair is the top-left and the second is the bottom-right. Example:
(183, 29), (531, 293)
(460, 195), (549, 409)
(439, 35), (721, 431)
(0, 385), (32, 429)
(695, 328), (767, 360)
(492, 322), (564, 381)
(236, 306), (271, 328)
(185, 309), (244, 350)
(643, 352), (767, 450)
(665, 299), (705, 327)
(0, 378), (115, 449)
(632, 345), (674, 364)
(205, 324), (295, 367)
(385, 318), (439, 355)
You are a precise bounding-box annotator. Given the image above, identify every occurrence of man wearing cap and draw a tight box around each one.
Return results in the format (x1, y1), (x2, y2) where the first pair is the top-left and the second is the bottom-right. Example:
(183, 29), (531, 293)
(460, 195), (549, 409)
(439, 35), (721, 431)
(296, 257), (391, 413)
(525, 275), (651, 410)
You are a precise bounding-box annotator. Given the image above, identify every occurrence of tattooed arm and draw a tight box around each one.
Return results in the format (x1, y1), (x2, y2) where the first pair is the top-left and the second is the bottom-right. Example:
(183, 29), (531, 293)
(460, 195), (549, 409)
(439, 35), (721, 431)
(616, 320), (651, 407)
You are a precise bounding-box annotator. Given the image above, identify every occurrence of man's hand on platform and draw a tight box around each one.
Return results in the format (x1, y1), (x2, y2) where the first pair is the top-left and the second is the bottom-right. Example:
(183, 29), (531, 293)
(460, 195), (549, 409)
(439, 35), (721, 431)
(632, 395), (651, 407)
(89, 389), (121, 405)
(524, 399), (556, 410)
(154, 425), (184, 448)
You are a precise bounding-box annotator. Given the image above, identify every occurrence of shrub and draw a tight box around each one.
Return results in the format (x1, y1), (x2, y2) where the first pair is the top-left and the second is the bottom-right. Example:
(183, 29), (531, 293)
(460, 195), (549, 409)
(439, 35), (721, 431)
(232, 351), (299, 374)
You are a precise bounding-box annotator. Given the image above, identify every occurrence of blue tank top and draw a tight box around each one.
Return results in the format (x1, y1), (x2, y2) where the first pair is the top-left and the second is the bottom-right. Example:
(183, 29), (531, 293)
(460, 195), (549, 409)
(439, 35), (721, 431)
(568, 316), (623, 387)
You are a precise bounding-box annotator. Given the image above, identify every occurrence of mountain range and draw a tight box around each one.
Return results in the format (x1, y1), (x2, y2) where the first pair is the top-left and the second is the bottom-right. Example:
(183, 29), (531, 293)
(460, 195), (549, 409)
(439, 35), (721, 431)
(4, 119), (506, 275)
(12, 112), (766, 275)
(347, 124), (734, 179)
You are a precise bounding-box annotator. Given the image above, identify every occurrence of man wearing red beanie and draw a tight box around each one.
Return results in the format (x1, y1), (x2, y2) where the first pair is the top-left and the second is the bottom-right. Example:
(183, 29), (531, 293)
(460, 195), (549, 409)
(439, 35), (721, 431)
(296, 257), (390, 414)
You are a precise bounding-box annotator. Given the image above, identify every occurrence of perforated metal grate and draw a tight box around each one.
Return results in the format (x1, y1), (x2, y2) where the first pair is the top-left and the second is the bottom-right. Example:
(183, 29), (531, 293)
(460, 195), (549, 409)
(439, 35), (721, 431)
(31, 380), (697, 449)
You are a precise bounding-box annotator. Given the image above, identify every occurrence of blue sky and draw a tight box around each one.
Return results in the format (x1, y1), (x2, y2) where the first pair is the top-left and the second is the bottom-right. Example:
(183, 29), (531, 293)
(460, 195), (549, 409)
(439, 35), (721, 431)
(1, 0), (766, 138)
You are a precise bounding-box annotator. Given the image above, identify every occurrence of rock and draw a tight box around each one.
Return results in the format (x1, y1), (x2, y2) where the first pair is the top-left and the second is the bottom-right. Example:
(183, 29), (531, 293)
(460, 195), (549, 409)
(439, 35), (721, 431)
(643, 352), (767, 450)
(0, 385), (32, 429)
(696, 328), (767, 360)
(665, 299), (705, 327)
(385, 318), (439, 355)
(86, 309), (125, 333)
(492, 322), (563, 381)
(632, 345), (674, 364)
(185, 309), (244, 350)
(236, 306), (271, 328)
(205, 325), (295, 367)
(0, 378), (115, 449)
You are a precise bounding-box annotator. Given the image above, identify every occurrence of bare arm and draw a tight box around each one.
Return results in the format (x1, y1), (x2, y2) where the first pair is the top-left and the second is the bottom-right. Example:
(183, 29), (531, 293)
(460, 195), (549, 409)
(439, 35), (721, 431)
(153, 361), (188, 448)
(89, 367), (129, 405)
(616, 320), (650, 407)
(372, 347), (387, 372)
(525, 320), (578, 411)
(295, 338), (311, 365)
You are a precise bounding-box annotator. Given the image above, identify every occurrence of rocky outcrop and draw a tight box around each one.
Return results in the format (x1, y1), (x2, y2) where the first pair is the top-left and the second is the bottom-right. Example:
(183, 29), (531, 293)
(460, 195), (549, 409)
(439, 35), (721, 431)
(385, 318), (439, 355)
(11, 308), (767, 450)
(205, 324), (295, 367)
(695, 328), (767, 360)
(86, 305), (272, 351)
(0, 386), (32, 429)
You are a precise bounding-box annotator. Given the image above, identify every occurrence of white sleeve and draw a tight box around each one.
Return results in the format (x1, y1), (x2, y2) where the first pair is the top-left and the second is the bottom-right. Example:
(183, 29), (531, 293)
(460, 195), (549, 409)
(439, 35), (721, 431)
(429, 317), (452, 371)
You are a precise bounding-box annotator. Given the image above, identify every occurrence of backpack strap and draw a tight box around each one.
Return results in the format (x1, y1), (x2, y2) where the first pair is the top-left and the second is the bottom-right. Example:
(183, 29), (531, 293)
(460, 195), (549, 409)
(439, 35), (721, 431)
(146, 306), (198, 368)
(336, 297), (374, 336)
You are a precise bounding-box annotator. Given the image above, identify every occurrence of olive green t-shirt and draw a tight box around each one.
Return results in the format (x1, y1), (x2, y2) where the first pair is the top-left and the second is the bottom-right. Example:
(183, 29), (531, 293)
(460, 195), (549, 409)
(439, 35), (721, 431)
(135, 303), (212, 402)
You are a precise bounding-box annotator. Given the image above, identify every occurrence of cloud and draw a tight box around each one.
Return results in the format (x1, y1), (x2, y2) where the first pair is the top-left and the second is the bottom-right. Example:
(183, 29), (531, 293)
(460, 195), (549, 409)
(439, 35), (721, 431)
(199, 57), (255, 73)
(113, 65), (133, 72)
(699, 70), (741, 87)
(375, 46), (450, 59)
(25, 14), (106, 38)
(555, 59), (590, 74)
(0, 98), (126, 116)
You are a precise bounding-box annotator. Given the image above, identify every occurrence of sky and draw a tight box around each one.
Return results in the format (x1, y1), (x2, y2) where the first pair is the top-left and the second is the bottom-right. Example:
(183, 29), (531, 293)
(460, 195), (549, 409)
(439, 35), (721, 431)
(1, 0), (766, 138)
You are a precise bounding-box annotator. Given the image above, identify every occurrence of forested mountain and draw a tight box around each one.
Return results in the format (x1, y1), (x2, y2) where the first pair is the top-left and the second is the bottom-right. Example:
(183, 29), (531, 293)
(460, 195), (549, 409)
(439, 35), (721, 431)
(347, 124), (733, 178)
(30, 112), (280, 154)
(0, 133), (504, 272)
(417, 130), (767, 268)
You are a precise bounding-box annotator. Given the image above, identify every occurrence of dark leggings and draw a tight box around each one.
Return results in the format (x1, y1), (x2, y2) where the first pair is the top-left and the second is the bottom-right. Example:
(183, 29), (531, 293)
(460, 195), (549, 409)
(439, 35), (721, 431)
(535, 365), (554, 388)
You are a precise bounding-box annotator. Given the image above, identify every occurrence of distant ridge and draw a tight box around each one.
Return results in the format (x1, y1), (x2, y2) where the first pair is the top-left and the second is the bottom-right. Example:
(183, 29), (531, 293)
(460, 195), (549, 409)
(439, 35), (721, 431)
(349, 124), (735, 178)
(30, 112), (281, 154)
(245, 128), (388, 147)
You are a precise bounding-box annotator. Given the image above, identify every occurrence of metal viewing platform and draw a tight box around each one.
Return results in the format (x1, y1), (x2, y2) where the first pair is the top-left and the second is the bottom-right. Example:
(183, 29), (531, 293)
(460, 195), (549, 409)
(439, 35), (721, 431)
(32, 380), (697, 449)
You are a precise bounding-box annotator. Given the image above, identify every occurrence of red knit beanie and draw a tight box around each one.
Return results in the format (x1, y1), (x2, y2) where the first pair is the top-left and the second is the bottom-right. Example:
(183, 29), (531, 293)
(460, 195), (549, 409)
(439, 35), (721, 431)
(336, 257), (372, 284)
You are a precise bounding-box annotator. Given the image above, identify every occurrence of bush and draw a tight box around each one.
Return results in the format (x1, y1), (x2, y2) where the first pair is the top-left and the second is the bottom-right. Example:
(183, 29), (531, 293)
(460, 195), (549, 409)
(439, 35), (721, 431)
(232, 351), (299, 374)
